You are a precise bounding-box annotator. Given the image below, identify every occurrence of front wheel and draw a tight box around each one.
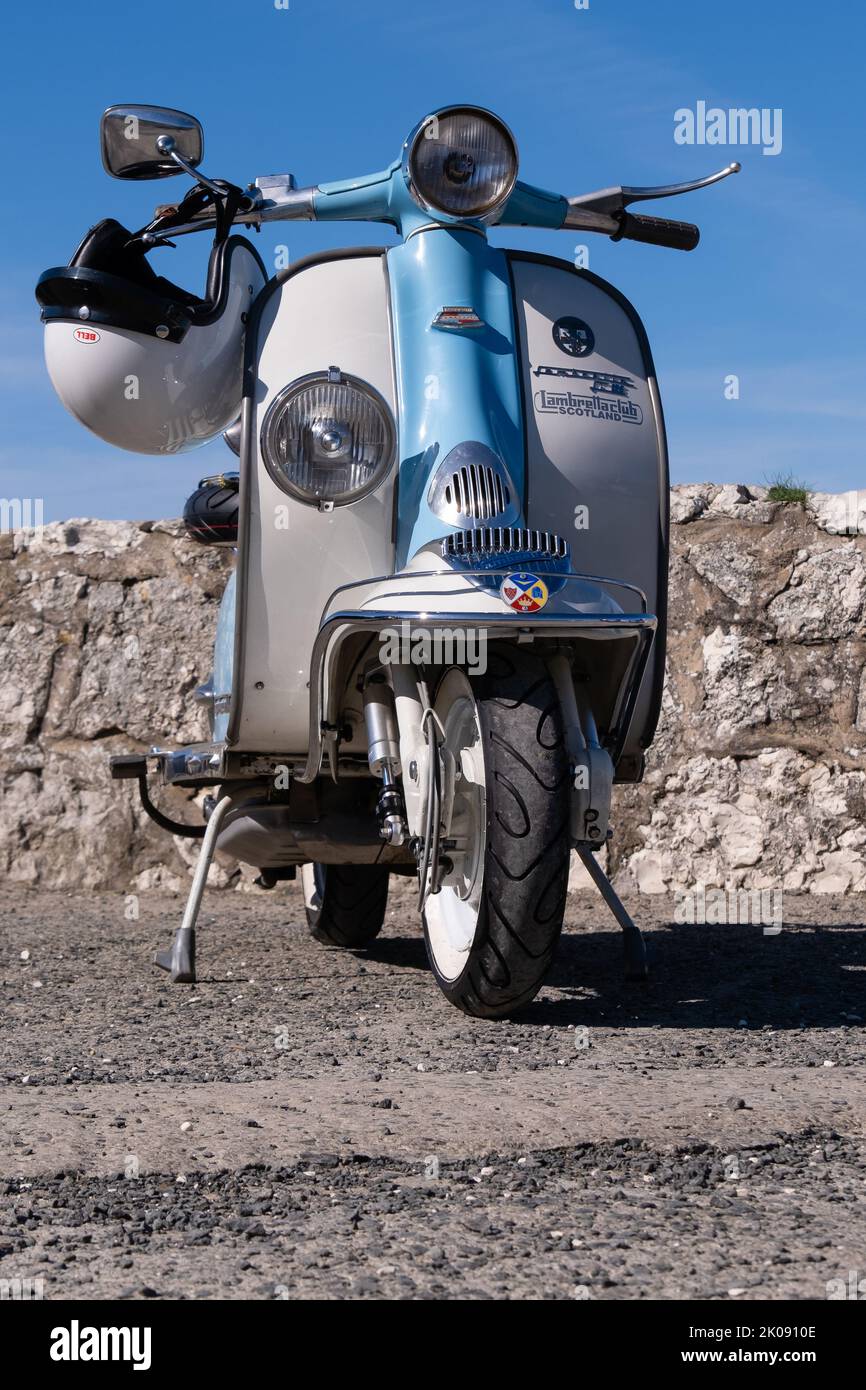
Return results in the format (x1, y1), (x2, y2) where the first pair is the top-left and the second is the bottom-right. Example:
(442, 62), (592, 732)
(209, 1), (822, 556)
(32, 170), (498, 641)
(302, 863), (390, 948)
(423, 644), (571, 1018)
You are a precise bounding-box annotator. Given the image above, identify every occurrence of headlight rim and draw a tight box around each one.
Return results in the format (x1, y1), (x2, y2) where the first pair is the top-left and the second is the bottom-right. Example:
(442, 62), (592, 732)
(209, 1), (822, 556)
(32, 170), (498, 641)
(260, 369), (397, 508)
(401, 104), (519, 225)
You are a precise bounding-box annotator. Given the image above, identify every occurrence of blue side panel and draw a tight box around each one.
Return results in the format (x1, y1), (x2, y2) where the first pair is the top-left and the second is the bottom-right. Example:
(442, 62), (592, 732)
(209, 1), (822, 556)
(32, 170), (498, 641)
(212, 568), (236, 743)
(386, 230), (525, 566)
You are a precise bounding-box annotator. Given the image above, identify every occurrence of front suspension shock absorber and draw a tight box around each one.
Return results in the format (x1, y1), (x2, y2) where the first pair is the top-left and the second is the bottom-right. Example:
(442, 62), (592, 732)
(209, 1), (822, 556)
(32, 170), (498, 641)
(363, 672), (407, 845)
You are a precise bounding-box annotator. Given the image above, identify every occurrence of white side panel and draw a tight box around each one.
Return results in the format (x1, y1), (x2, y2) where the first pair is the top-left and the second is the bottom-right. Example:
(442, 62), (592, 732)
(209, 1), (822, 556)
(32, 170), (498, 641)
(510, 256), (666, 759)
(233, 254), (395, 752)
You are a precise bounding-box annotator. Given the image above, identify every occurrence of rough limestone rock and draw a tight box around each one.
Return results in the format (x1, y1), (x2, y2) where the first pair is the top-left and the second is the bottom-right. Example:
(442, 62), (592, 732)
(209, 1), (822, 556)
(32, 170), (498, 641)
(611, 488), (866, 896)
(1, 488), (864, 895)
(0, 521), (231, 890)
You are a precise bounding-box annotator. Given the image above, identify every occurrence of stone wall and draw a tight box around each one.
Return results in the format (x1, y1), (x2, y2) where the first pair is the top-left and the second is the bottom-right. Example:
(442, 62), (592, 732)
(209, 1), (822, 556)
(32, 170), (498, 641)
(1, 487), (864, 894)
(613, 486), (866, 894)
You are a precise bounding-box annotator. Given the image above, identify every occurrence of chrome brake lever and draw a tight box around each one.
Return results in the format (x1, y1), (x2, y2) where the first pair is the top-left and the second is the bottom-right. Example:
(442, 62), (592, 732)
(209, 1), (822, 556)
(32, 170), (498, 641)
(620, 161), (741, 204)
(566, 162), (740, 221)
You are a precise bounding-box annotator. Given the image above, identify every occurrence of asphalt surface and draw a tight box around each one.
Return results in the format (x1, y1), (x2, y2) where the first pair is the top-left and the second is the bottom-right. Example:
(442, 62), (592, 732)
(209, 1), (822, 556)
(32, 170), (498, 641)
(1, 882), (864, 1300)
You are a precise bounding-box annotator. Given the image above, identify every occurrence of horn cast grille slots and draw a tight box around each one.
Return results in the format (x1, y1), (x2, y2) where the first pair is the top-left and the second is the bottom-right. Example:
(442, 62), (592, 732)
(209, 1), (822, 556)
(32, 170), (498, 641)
(427, 441), (519, 527)
(444, 463), (509, 520)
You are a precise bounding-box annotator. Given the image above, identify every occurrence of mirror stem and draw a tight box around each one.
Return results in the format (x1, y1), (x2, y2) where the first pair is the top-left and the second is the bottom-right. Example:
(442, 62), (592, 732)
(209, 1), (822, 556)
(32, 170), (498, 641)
(168, 150), (226, 196)
(156, 134), (226, 196)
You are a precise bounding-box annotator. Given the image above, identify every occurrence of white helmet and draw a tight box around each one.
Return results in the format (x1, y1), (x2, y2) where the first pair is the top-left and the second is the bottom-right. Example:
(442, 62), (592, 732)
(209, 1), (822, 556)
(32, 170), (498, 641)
(37, 219), (266, 454)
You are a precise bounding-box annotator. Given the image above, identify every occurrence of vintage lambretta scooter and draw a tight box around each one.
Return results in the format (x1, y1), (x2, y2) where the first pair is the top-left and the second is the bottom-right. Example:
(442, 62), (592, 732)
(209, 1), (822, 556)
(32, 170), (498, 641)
(37, 104), (738, 1017)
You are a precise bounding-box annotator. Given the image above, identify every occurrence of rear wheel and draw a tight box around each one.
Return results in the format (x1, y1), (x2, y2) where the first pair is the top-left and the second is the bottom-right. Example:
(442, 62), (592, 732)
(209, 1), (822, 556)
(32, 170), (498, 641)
(423, 643), (571, 1018)
(302, 862), (390, 948)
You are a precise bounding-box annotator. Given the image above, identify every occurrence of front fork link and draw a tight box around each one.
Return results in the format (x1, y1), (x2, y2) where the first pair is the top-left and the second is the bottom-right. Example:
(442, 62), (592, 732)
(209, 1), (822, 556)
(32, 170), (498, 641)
(363, 665), (454, 908)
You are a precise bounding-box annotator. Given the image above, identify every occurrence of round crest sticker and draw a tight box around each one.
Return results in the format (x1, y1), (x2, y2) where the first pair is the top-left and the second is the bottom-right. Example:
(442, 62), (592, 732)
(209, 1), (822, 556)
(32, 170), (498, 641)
(73, 328), (101, 344)
(552, 315), (594, 358)
(500, 572), (549, 613)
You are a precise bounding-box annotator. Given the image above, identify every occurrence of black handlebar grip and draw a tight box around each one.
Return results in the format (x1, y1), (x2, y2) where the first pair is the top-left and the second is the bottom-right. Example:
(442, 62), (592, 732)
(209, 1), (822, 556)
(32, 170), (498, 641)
(612, 212), (700, 251)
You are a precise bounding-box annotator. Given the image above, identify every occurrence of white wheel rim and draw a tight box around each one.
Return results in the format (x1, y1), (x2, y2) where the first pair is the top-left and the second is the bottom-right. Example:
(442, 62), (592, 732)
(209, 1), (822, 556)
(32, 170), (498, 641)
(424, 669), (486, 983)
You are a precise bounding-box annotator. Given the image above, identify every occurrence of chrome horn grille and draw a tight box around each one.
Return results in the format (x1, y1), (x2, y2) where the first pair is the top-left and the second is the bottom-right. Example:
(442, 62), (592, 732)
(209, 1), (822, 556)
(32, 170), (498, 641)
(446, 463), (508, 519)
(427, 442), (519, 526)
(442, 527), (569, 567)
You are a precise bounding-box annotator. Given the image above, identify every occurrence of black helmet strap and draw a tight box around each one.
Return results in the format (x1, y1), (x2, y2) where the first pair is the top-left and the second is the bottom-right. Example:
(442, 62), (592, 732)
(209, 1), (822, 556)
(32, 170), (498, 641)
(133, 179), (250, 249)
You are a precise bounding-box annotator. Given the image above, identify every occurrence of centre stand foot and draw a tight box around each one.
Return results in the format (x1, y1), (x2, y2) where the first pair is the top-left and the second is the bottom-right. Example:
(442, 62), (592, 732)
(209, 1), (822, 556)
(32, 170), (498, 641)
(574, 844), (648, 980)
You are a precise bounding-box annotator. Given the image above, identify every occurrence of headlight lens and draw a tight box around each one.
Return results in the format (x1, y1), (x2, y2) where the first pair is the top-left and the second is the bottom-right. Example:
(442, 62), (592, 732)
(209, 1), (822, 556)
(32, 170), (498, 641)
(405, 107), (518, 221)
(261, 371), (396, 507)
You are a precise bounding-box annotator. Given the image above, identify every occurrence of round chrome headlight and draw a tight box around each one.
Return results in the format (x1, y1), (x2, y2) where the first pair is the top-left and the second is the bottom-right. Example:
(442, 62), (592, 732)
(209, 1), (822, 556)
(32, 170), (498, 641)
(403, 106), (518, 222)
(261, 370), (396, 507)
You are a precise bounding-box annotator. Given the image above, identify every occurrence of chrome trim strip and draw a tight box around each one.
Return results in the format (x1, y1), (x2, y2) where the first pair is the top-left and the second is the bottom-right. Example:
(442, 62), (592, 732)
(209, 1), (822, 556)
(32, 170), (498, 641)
(405, 222), (488, 242)
(323, 566), (650, 612)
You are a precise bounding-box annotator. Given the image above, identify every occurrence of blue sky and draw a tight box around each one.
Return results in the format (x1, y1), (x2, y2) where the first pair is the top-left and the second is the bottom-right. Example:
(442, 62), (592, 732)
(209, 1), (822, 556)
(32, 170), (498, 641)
(2, 0), (863, 520)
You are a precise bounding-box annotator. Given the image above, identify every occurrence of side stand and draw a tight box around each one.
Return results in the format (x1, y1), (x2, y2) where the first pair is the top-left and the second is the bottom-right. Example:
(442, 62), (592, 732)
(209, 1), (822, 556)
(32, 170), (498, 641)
(574, 845), (648, 981)
(154, 795), (232, 984)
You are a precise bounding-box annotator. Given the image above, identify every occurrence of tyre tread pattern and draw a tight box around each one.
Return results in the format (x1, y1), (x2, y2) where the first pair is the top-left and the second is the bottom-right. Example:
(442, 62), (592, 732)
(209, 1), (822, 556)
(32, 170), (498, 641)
(306, 864), (390, 948)
(428, 643), (571, 1018)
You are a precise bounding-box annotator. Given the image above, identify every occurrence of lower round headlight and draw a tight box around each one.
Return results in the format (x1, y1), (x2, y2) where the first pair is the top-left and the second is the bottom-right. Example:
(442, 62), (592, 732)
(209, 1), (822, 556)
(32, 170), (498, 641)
(261, 370), (396, 507)
(404, 106), (518, 222)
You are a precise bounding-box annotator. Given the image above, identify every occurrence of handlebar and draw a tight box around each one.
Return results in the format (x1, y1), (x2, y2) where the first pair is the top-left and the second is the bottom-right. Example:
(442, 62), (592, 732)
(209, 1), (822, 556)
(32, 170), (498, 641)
(138, 161), (738, 253)
(611, 212), (700, 252)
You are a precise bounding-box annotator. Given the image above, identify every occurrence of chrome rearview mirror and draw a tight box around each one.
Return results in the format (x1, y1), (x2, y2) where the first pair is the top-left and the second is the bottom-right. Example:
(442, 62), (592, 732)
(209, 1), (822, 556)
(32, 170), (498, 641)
(100, 104), (204, 180)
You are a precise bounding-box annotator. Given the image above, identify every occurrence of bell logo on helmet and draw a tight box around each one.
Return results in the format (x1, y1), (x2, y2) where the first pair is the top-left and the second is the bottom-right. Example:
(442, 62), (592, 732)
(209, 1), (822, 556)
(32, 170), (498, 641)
(73, 328), (101, 344)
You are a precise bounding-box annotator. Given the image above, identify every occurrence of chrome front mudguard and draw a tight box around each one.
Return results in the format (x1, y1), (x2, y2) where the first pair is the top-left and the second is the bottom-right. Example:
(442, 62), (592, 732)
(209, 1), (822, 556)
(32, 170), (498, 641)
(296, 566), (657, 784)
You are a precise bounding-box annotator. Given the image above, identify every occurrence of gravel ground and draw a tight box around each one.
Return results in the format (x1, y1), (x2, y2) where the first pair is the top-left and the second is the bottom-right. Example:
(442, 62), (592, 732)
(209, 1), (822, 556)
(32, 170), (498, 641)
(1, 881), (864, 1300)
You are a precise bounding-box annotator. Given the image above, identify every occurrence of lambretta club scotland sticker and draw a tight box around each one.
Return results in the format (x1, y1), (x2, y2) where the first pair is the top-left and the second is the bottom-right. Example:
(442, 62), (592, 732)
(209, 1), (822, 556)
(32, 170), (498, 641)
(534, 387), (643, 424)
(535, 316), (644, 423)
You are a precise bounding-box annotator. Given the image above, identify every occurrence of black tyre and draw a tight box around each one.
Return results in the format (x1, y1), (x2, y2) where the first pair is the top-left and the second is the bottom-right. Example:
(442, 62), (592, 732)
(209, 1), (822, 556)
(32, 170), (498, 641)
(423, 642), (571, 1018)
(302, 863), (390, 948)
